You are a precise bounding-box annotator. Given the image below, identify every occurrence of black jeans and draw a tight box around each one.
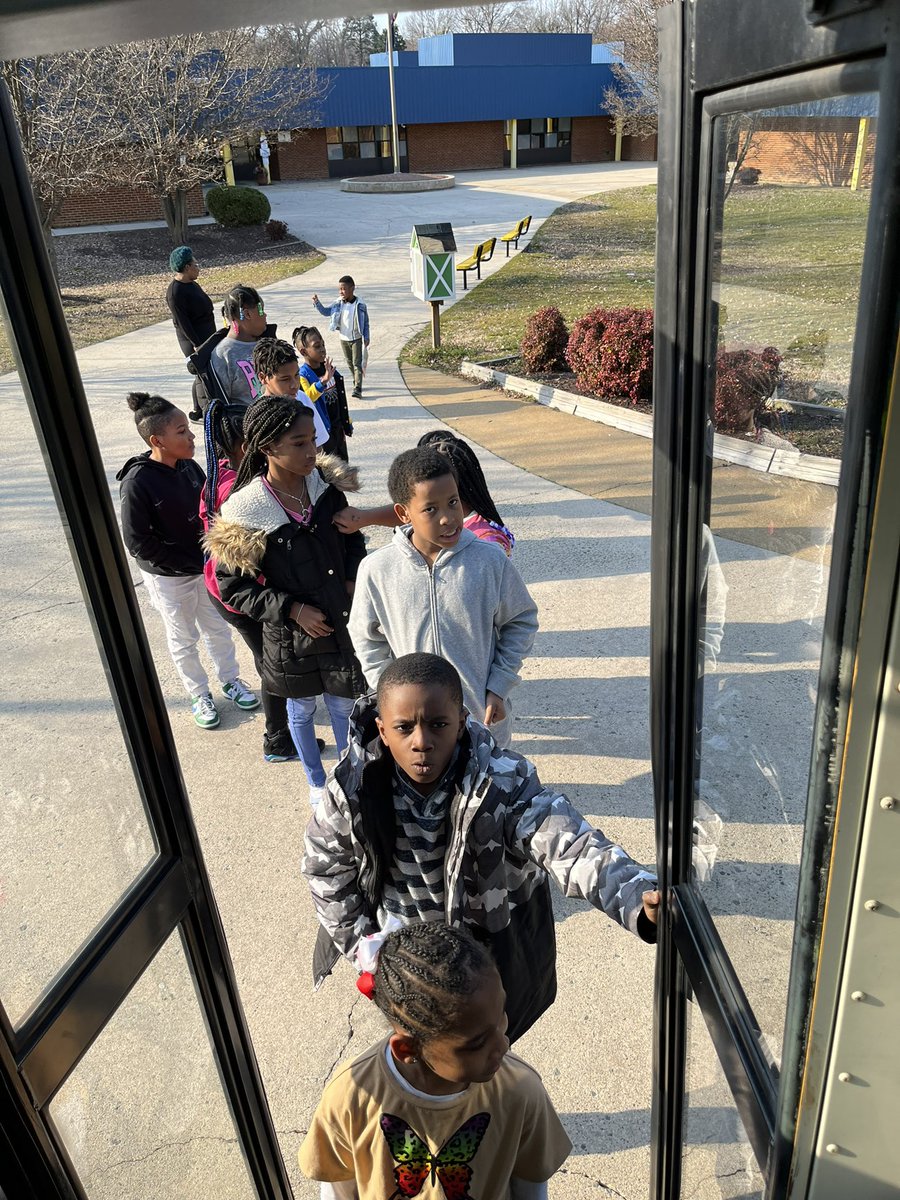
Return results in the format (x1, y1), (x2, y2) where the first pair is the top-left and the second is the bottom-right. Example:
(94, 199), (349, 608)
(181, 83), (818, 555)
(209, 595), (289, 749)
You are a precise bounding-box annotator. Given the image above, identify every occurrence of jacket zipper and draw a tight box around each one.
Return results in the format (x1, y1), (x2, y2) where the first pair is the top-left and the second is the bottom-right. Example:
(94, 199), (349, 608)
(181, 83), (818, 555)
(428, 562), (442, 657)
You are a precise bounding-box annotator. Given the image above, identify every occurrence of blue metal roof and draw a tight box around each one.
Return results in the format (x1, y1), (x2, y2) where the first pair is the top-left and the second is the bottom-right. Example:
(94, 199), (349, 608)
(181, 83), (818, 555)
(417, 32), (593, 67)
(368, 50), (419, 68)
(289, 61), (619, 128)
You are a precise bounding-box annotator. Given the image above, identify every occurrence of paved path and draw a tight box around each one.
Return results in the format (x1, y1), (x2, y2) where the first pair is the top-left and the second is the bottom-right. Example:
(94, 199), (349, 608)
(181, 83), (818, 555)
(4, 164), (667, 1198)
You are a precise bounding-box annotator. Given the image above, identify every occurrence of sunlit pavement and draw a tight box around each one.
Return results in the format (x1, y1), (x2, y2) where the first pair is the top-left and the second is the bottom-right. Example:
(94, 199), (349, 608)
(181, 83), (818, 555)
(4, 164), (685, 1199)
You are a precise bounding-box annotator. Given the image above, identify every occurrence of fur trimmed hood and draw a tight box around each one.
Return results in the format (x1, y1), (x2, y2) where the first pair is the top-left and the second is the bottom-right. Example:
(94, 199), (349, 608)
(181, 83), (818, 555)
(203, 453), (360, 576)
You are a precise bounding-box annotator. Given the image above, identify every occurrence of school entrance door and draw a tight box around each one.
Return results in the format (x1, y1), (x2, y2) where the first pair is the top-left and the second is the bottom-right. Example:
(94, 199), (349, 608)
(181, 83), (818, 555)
(649, 0), (899, 1197)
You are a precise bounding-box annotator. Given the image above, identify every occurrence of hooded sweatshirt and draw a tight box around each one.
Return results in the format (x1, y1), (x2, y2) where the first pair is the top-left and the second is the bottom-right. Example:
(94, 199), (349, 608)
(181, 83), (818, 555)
(348, 527), (538, 746)
(116, 452), (205, 576)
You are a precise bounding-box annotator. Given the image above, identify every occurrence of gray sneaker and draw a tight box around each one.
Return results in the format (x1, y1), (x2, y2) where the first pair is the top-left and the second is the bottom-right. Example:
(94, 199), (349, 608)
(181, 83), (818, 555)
(222, 678), (260, 710)
(192, 693), (220, 729)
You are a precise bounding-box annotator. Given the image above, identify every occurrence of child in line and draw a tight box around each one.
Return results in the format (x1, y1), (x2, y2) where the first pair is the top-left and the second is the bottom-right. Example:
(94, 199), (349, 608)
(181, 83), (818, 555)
(348, 446), (536, 747)
(302, 654), (660, 1041)
(294, 324), (354, 462)
(335, 430), (515, 556)
(117, 392), (259, 729)
(199, 401), (319, 763)
(299, 922), (571, 1200)
(252, 337), (330, 449)
(206, 284), (272, 407)
(312, 275), (370, 399)
(204, 396), (367, 807)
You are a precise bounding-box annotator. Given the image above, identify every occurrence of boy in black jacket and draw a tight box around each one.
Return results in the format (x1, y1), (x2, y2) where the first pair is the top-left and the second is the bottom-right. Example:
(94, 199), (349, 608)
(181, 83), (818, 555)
(117, 391), (259, 729)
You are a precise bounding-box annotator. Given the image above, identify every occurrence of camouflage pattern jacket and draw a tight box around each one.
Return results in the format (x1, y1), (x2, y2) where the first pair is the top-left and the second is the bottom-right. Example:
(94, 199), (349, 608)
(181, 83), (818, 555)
(303, 699), (656, 1039)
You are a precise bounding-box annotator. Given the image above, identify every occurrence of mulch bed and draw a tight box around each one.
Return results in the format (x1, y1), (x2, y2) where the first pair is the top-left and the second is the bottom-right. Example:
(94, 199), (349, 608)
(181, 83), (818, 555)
(55, 223), (315, 286)
(494, 358), (842, 457)
(0, 223), (324, 373)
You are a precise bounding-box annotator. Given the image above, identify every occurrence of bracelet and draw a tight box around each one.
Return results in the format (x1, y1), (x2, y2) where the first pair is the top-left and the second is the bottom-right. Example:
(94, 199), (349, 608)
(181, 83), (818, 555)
(297, 603), (305, 619)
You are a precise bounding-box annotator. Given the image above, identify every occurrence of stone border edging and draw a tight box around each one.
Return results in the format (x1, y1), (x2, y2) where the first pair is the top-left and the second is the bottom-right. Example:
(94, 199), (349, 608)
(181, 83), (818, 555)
(340, 174), (455, 193)
(461, 360), (840, 488)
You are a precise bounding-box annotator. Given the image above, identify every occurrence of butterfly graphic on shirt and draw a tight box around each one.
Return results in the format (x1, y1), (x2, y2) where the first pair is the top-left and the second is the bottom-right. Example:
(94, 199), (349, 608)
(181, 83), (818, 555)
(379, 1112), (491, 1200)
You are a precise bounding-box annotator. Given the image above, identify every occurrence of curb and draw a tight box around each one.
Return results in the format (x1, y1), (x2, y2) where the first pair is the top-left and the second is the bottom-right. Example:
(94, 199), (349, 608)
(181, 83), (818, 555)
(460, 360), (841, 488)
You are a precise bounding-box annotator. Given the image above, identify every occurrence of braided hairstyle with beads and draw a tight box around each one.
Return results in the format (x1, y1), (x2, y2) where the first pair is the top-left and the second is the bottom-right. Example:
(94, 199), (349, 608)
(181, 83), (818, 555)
(222, 283), (263, 325)
(202, 401), (248, 514)
(416, 430), (513, 546)
(231, 394), (315, 493)
(373, 923), (495, 1041)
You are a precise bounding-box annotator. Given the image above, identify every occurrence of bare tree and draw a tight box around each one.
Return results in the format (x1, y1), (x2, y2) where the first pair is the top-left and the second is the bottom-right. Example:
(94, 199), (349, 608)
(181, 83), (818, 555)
(457, 4), (520, 32)
(783, 125), (858, 186)
(603, 0), (669, 137)
(2, 51), (118, 262)
(247, 21), (327, 67)
(522, 0), (620, 36)
(99, 32), (324, 244)
(722, 113), (762, 198)
(402, 1), (621, 43)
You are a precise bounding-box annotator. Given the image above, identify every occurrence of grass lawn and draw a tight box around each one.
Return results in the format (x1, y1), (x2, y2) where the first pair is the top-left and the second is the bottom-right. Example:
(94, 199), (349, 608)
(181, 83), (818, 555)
(404, 186), (657, 372)
(402, 183), (869, 394)
(0, 223), (325, 375)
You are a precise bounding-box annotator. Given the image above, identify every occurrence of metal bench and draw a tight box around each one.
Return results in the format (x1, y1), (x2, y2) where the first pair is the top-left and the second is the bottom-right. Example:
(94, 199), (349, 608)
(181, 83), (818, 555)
(499, 215), (532, 256)
(455, 237), (497, 290)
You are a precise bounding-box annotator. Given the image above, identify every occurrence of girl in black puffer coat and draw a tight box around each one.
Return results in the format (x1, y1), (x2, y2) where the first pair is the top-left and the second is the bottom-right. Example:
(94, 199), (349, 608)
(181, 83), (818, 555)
(204, 396), (367, 807)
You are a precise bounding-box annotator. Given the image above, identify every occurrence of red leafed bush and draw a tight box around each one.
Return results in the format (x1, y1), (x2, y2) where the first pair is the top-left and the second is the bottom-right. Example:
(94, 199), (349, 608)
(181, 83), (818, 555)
(521, 306), (569, 374)
(713, 346), (782, 434)
(566, 307), (654, 404)
(265, 218), (289, 242)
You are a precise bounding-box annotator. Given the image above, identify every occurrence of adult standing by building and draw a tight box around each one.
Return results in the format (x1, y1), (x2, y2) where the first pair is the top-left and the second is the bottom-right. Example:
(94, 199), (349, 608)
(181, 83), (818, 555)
(166, 246), (216, 421)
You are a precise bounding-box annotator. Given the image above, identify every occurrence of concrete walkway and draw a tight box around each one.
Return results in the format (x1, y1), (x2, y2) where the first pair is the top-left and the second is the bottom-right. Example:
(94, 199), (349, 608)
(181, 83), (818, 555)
(4, 164), (675, 1198)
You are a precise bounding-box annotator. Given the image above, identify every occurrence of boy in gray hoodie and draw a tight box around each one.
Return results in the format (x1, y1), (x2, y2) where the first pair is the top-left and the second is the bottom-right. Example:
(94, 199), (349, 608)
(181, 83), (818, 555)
(348, 447), (537, 746)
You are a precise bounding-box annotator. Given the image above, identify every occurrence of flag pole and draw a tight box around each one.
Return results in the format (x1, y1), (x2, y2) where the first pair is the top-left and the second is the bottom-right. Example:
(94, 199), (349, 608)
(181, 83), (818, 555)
(387, 13), (402, 173)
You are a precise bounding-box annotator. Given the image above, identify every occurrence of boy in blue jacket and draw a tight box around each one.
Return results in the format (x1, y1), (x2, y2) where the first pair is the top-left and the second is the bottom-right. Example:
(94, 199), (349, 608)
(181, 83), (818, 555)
(312, 275), (370, 399)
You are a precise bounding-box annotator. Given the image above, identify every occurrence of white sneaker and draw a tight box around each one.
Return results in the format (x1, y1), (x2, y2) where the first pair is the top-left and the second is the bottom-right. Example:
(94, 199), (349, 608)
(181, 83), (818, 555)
(309, 785), (328, 809)
(222, 677), (260, 710)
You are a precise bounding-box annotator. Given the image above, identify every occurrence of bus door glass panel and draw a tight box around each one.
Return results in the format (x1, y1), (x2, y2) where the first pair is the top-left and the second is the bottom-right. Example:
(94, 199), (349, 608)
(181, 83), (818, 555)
(682, 998), (765, 1200)
(0, 375), (158, 1028)
(692, 92), (878, 1068)
(49, 928), (257, 1199)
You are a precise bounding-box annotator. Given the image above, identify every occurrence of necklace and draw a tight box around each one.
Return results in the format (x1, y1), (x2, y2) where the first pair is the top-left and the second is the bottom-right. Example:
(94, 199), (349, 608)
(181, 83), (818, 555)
(270, 479), (311, 512)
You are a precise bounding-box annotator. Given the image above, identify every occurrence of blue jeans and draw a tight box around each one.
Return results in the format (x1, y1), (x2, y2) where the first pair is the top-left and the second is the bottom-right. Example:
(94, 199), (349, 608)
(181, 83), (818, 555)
(286, 692), (356, 786)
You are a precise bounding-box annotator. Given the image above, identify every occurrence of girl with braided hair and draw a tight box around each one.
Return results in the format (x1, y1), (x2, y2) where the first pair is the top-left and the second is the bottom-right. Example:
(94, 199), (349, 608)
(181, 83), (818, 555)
(199, 402), (306, 763)
(334, 430), (515, 557)
(299, 922), (571, 1200)
(204, 395), (367, 806)
(293, 325), (354, 463)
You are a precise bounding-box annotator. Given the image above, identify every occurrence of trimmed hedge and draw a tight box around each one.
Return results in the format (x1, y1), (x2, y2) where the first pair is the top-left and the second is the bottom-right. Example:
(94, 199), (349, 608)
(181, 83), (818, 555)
(713, 346), (782, 433)
(566, 306), (654, 404)
(206, 186), (271, 228)
(521, 306), (569, 374)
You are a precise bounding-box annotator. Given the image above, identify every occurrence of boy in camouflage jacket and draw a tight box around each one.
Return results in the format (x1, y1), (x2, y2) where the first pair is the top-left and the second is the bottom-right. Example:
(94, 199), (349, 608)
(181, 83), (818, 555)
(303, 653), (659, 1041)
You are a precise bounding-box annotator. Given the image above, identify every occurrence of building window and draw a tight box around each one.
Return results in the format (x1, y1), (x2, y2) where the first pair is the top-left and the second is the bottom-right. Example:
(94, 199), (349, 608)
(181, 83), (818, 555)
(325, 125), (407, 160)
(507, 118), (572, 151)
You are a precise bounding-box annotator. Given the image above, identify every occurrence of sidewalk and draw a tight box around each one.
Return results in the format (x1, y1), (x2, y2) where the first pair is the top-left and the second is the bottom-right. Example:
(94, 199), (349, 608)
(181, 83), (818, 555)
(4, 163), (661, 1200)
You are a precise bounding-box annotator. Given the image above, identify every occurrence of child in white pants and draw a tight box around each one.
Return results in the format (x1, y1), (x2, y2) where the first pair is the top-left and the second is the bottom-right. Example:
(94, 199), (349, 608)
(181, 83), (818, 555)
(117, 391), (259, 729)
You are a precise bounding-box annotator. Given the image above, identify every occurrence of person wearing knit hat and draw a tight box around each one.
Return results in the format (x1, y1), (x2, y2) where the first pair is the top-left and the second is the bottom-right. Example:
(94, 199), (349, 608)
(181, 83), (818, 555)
(166, 246), (216, 421)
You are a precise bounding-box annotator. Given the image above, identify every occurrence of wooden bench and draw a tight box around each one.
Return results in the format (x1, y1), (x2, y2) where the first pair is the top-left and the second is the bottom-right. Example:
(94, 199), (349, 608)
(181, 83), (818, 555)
(456, 237), (496, 290)
(499, 215), (532, 256)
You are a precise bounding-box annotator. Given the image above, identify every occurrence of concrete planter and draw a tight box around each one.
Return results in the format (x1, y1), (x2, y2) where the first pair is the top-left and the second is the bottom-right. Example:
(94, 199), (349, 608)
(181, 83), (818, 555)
(461, 359), (841, 488)
(341, 174), (455, 193)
